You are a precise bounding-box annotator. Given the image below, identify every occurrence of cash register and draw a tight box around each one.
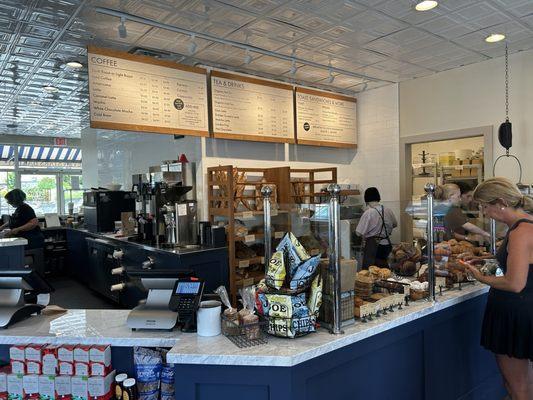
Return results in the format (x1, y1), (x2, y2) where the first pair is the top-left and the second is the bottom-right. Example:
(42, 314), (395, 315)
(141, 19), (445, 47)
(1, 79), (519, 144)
(0, 270), (54, 328)
(126, 270), (204, 332)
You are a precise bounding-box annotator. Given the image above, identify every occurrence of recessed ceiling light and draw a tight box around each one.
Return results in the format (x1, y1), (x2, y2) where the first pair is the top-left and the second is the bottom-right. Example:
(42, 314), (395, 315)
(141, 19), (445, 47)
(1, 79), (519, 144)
(66, 61), (83, 69)
(415, 1), (438, 11)
(43, 85), (58, 93)
(485, 33), (506, 43)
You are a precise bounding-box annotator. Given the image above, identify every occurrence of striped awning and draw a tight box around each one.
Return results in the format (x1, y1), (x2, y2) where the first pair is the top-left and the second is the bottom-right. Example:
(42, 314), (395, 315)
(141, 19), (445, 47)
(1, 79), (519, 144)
(0, 145), (82, 162)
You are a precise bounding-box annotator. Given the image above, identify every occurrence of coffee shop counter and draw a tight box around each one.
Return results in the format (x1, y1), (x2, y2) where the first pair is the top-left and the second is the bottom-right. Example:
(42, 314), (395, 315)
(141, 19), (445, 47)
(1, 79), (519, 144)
(169, 284), (505, 400)
(0, 284), (505, 399)
(41, 228), (229, 309)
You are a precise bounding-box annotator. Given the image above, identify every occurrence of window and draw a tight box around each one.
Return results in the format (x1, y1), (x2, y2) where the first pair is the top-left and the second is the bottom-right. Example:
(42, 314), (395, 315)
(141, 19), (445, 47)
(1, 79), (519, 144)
(0, 171), (16, 216)
(1, 143), (82, 216)
(20, 174), (58, 216)
(63, 175), (84, 214)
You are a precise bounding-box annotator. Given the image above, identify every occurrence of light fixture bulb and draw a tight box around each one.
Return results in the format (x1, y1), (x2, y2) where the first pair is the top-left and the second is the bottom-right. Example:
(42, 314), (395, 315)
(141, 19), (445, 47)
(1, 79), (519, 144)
(415, 1), (438, 11)
(243, 49), (252, 65)
(485, 33), (506, 43)
(188, 34), (197, 55)
(118, 17), (127, 39)
(66, 61), (83, 69)
(43, 85), (58, 93)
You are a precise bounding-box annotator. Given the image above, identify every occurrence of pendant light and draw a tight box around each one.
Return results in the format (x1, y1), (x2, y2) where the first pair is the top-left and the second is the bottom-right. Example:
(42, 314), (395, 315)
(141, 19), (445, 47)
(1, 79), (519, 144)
(493, 43), (524, 187)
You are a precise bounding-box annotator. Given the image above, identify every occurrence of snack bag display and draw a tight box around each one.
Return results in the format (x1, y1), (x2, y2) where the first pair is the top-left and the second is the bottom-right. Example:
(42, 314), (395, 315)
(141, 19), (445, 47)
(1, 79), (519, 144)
(307, 274), (323, 317)
(290, 255), (320, 290)
(292, 315), (316, 334)
(276, 235), (305, 277)
(264, 294), (293, 318)
(266, 251), (286, 289)
(133, 347), (162, 400)
(268, 318), (295, 338)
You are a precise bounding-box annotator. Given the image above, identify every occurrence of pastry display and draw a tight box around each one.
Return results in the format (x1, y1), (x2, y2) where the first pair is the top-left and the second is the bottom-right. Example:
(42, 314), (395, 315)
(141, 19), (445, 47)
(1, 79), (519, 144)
(390, 243), (422, 276)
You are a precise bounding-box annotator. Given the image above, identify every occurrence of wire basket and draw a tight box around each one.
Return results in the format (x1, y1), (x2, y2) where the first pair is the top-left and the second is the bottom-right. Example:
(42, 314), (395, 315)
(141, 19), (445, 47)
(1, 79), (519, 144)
(221, 314), (268, 348)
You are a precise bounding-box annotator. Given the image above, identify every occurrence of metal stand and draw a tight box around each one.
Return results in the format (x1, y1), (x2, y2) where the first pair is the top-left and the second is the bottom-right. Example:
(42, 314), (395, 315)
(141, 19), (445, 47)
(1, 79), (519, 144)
(424, 183), (436, 302)
(0, 288), (44, 329)
(261, 186), (273, 266)
(328, 184), (343, 335)
(490, 219), (497, 256)
(126, 278), (178, 331)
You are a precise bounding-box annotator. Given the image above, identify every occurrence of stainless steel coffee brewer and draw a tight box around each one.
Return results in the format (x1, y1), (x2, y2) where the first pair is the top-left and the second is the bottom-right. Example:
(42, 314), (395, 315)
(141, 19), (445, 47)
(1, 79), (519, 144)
(132, 160), (198, 247)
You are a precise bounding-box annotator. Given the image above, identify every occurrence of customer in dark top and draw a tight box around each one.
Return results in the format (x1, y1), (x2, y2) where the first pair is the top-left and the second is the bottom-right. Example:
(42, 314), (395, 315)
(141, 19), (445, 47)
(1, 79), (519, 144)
(0, 189), (44, 249)
(435, 183), (490, 242)
(463, 177), (533, 400)
(356, 187), (397, 268)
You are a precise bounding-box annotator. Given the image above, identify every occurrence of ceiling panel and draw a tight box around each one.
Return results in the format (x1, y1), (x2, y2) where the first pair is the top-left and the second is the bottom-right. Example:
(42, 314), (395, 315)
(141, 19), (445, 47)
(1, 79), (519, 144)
(1, 0), (533, 138)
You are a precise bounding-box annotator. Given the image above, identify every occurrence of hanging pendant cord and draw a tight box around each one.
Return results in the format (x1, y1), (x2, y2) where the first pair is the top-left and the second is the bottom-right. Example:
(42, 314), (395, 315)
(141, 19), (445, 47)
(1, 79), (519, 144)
(504, 43), (510, 156)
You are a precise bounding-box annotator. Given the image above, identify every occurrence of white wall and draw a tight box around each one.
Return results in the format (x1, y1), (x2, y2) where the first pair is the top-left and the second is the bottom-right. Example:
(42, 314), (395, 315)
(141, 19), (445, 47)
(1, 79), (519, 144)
(81, 84), (401, 221)
(400, 49), (533, 183)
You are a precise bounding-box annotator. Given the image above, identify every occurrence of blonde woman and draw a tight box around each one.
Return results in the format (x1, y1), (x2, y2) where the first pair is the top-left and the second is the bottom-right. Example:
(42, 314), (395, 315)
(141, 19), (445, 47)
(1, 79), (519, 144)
(435, 183), (490, 242)
(464, 177), (533, 400)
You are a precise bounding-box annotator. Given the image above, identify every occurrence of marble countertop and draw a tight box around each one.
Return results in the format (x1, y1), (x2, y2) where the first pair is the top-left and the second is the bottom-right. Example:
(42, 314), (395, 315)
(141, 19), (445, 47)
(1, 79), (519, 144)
(0, 309), (179, 347)
(0, 238), (28, 247)
(0, 285), (489, 366)
(166, 284), (490, 367)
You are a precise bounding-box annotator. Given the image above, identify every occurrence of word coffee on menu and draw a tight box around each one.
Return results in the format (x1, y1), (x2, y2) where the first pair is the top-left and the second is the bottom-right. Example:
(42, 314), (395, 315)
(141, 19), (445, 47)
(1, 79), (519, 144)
(88, 47), (209, 135)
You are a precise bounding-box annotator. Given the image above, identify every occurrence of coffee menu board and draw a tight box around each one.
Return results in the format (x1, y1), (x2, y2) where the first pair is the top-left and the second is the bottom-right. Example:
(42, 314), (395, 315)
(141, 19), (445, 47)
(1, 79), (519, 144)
(211, 71), (295, 143)
(295, 87), (357, 148)
(87, 46), (209, 137)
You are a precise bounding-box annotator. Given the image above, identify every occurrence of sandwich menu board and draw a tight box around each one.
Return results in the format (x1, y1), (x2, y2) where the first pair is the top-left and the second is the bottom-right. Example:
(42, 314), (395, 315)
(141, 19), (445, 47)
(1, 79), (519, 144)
(88, 46), (209, 137)
(211, 71), (295, 143)
(295, 87), (357, 148)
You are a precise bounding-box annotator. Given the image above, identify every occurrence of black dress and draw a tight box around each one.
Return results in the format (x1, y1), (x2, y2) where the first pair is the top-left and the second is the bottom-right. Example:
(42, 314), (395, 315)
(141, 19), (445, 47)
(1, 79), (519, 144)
(9, 203), (44, 250)
(481, 219), (533, 361)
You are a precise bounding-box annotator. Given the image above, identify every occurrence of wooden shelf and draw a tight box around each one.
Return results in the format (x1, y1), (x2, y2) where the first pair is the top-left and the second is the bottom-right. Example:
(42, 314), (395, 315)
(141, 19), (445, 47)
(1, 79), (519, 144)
(234, 256), (265, 268)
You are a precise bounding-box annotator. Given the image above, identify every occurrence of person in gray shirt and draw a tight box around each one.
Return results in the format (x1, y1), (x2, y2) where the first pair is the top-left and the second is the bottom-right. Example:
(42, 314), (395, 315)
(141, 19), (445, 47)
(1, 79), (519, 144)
(356, 187), (397, 269)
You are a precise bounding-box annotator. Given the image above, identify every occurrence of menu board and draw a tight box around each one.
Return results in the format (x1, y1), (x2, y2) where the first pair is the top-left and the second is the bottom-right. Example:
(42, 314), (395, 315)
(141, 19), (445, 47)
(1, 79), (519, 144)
(88, 46), (209, 137)
(211, 71), (295, 143)
(295, 87), (357, 148)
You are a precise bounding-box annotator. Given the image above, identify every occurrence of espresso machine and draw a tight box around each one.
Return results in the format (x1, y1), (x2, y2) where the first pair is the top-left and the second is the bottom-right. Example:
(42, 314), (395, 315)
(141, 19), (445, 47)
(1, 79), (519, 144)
(132, 160), (198, 247)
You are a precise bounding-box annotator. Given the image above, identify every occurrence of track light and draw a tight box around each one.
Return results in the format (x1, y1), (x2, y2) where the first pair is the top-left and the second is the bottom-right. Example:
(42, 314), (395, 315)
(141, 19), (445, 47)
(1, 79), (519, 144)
(243, 49), (252, 65)
(290, 60), (297, 75)
(326, 69), (334, 84)
(188, 34), (197, 55)
(118, 16), (127, 38)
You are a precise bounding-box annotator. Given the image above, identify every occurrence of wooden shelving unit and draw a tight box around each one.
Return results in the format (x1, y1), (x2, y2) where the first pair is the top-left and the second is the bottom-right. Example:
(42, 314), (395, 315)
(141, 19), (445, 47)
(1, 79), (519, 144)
(207, 165), (343, 303)
(290, 167), (337, 204)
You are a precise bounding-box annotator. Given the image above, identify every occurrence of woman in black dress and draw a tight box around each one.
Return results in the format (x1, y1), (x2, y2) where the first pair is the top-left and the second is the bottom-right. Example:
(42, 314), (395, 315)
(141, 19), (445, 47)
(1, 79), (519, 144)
(464, 177), (533, 400)
(0, 189), (44, 249)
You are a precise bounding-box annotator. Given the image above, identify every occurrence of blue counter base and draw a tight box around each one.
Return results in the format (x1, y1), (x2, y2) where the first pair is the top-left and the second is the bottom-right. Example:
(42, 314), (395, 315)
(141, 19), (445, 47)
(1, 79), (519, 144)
(175, 294), (507, 400)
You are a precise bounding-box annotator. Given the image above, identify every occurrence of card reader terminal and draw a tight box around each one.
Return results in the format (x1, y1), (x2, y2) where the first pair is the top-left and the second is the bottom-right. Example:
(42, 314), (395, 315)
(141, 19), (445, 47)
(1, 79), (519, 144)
(169, 277), (204, 332)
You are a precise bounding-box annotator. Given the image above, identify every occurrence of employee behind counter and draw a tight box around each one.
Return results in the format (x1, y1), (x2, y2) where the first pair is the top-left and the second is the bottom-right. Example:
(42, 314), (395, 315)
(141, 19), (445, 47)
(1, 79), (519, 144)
(0, 189), (44, 250)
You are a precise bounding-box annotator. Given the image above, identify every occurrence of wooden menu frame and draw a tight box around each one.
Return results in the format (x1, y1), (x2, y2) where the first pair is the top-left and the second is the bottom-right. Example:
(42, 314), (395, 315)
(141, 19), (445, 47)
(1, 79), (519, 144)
(210, 70), (295, 144)
(295, 87), (357, 149)
(88, 46), (209, 137)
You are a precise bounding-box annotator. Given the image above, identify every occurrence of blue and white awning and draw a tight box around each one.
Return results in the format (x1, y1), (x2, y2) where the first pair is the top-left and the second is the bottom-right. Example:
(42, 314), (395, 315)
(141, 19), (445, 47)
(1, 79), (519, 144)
(0, 145), (82, 162)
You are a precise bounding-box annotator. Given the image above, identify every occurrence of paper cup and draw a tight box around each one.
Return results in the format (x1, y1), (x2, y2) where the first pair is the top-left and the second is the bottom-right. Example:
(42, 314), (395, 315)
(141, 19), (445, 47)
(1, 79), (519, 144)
(197, 300), (221, 337)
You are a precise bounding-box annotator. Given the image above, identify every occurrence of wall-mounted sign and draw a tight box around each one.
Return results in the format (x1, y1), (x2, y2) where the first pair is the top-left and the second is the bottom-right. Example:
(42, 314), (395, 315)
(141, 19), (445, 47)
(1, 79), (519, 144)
(211, 71), (295, 143)
(88, 46), (209, 137)
(295, 87), (357, 148)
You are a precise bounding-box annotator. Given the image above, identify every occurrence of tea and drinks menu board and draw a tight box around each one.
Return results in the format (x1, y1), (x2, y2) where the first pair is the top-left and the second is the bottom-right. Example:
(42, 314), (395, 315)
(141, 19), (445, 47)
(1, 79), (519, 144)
(295, 87), (357, 148)
(87, 46), (209, 137)
(210, 71), (295, 143)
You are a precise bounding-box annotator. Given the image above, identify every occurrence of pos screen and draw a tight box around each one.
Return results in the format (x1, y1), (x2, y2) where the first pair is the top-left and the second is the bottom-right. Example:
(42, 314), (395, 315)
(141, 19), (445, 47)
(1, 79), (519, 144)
(176, 281), (201, 295)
